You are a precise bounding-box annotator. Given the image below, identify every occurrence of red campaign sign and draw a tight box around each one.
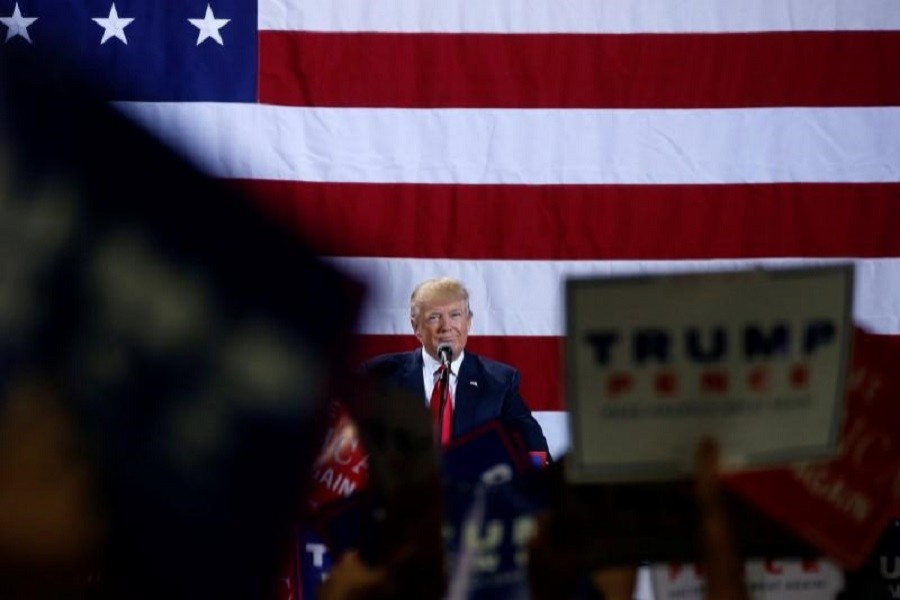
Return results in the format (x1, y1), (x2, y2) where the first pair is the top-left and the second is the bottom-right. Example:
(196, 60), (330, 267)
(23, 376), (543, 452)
(724, 327), (900, 569)
(282, 403), (368, 599)
(307, 402), (369, 511)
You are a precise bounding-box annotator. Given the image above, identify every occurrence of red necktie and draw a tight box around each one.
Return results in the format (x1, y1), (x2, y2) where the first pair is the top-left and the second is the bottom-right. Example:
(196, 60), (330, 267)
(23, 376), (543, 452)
(430, 365), (453, 446)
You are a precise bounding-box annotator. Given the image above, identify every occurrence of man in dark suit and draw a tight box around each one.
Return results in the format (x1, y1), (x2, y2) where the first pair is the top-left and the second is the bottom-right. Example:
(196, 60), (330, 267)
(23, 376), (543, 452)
(361, 277), (549, 456)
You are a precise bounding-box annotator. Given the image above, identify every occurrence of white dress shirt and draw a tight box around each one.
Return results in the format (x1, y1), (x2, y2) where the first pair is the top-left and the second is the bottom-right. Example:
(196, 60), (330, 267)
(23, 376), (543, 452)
(421, 348), (464, 409)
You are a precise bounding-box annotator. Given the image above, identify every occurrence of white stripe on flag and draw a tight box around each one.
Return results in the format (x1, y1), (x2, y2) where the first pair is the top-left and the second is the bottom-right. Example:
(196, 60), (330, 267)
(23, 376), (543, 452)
(258, 0), (900, 33)
(534, 411), (570, 459)
(328, 257), (900, 336)
(117, 104), (900, 186)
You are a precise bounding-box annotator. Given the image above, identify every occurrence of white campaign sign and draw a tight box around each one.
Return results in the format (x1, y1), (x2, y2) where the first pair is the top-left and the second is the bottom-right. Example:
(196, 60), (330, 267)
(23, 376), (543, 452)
(565, 266), (853, 483)
(651, 559), (845, 599)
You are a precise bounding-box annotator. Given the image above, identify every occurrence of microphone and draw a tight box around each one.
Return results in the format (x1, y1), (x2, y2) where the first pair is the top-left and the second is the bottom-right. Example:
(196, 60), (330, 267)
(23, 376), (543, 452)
(435, 343), (453, 444)
(437, 343), (453, 369)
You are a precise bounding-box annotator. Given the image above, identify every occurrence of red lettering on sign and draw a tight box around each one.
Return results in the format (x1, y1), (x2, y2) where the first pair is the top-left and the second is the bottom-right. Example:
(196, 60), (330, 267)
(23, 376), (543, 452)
(764, 559), (784, 574)
(701, 371), (729, 393)
(790, 363), (810, 389)
(747, 366), (768, 393)
(607, 373), (633, 397)
(801, 559), (820, 573)
(655, 371), (677, 396)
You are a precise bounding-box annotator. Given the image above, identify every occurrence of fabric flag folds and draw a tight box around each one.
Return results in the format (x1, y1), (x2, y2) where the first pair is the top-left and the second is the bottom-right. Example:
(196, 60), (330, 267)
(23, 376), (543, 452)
(7, 0), (900, 456)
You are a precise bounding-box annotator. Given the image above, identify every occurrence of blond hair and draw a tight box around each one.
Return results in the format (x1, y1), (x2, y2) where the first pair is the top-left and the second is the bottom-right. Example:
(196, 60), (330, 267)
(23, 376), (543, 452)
(409, 277), (473, 321)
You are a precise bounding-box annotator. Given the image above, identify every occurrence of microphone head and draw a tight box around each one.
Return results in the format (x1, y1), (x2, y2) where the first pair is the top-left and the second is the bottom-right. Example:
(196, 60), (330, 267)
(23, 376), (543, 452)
(437, 343), (453, 364)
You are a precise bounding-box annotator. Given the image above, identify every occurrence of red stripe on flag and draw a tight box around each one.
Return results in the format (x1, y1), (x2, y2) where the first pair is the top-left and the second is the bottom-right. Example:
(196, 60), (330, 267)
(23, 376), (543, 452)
(259, 31), (900, 108)
(243, 180), (900, 259)
(351, 334), (565, 411)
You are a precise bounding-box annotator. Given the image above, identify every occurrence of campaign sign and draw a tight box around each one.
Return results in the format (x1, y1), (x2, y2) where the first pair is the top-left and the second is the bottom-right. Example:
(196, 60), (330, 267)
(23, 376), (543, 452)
(565, 266), (852, 482)
(442, 422), (545, 599)
(725, 328), (900, 570)
(297, 529), (334, 600)
(442, 420), (532, 485)
(308, 401), (369, 510)
(651, 558), (844, 599)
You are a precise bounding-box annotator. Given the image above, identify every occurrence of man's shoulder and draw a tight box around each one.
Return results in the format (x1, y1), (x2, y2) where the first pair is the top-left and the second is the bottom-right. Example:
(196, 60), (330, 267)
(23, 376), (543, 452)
(466, 352), (517, 379)
(361, 350), (417, 377)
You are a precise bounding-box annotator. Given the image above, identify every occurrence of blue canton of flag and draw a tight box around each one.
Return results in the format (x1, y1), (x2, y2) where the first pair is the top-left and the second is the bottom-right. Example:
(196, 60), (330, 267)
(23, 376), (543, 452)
(0, 0), (256, 101)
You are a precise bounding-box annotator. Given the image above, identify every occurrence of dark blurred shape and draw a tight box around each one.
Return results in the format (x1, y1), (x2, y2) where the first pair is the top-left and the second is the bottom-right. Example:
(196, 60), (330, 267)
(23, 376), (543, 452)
(312, 381), (445, 599)
(535, 462), (819, 572)
(0, 46), (361, 598)
(693, 438), (749, 600)
(529, 441), (754, 600)
(441, 422), (548, 599)
(0, 377), (104, 597)
(838, 520), (900, 599)
(350, 382), (445, 599)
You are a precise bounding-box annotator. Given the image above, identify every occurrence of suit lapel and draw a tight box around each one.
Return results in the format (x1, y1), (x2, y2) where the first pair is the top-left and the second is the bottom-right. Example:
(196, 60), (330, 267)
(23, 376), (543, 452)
(454, 352), (480, 435)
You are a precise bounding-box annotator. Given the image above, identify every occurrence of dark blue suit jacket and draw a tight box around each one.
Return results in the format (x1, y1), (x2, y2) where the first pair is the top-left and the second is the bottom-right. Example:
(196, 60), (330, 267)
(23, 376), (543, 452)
(361, 350), (549, 454)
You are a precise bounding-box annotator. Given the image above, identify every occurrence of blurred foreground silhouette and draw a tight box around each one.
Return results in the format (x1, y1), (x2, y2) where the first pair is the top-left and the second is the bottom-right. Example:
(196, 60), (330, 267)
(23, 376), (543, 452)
(0, 48), (361, 598)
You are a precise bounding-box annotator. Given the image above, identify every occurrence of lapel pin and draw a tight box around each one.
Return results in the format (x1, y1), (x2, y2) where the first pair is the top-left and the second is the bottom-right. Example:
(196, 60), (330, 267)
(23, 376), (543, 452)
(469, 380), (478, 387)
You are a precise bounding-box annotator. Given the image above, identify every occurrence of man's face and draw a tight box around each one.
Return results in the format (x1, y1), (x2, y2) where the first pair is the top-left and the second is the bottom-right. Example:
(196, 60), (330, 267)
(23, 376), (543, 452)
(412, 297), (472, 361)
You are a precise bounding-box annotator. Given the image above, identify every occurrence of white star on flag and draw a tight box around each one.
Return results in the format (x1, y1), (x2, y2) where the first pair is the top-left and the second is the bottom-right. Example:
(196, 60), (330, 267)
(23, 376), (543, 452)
(93, 3), (134, 45)
(0, 3), (37, 44)
(188, 4), (229, 46)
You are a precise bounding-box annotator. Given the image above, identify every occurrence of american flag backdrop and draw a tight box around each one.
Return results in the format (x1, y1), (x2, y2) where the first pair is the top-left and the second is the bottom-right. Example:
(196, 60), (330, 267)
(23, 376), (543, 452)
(6, 0), (900, 456)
